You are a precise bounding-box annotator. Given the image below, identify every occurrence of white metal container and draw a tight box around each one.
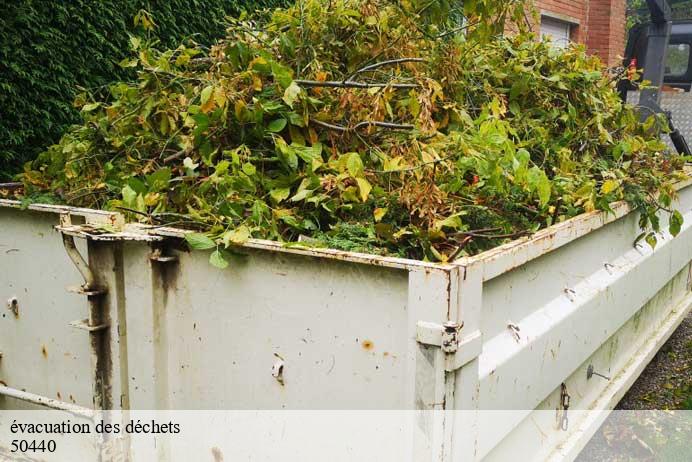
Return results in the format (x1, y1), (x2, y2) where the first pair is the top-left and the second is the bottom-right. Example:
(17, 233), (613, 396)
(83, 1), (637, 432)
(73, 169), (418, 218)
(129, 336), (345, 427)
(2, 178), (692, 461)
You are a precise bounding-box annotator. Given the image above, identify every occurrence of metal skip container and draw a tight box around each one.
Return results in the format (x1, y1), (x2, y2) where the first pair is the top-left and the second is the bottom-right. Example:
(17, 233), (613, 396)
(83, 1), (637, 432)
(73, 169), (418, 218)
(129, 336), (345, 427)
(2, 178), (692, 461)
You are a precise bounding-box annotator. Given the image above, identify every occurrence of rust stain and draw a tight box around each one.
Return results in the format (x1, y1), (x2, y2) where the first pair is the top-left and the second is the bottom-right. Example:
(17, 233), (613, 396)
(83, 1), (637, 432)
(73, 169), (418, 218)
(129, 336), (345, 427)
(383, 351), (389, 357)
(56, 391), (62, 400)
(41, 345), (48, 358)
(211, 447), (224, 462)
(361, 340), (374, 351)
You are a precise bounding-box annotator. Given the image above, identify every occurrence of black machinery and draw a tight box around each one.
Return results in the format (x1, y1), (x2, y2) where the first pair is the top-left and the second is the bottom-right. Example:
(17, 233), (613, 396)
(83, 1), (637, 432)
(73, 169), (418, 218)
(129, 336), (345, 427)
(620, 0), (692, 155)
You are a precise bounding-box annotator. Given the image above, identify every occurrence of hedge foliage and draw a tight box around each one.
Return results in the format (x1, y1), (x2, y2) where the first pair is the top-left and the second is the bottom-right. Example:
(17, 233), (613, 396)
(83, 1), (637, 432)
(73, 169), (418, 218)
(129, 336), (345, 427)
(0, 0), (289, 179)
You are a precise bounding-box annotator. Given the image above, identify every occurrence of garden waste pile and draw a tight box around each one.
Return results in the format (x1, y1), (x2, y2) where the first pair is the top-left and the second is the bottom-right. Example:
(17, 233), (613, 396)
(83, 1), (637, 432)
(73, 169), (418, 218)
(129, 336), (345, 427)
(18, 0), (687, 265)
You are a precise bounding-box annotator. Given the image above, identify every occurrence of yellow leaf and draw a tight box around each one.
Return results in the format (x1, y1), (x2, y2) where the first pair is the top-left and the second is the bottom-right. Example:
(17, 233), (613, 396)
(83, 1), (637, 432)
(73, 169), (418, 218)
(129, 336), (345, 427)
(601, 179), (619, 195)
(235, 100), (247, 121)
(374, 207), (387, 222)
(252, 74), (263, 92)
(222, 226), (251, 246)
(214, 87), (227, 108)
(356, 178), (372, 202)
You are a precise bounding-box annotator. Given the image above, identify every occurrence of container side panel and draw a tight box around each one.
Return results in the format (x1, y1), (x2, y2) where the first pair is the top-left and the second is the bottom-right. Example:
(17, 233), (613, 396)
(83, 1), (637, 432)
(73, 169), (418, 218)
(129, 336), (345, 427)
(481, 263), (692, 461)
(0, 209), (94, 408)
(120, 245), (411, 409)
(473, 183), (692, 459)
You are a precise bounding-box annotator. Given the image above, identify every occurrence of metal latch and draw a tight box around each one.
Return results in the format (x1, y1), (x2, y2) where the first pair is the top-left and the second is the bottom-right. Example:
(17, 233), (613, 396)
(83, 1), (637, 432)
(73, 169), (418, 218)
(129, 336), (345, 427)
(560, 383), (571, 431)
(416, 321), (482, 371)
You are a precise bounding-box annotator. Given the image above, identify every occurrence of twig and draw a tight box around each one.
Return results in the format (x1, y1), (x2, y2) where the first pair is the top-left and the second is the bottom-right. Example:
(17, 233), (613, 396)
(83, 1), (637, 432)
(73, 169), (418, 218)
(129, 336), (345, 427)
(343, 57), (426, 83)
(310, 119), (414, 133)
(296, 80), (418, 90)
(448, 235), (473, 261)
(163, 150), (187, 164)
(435, 19), (482, 39)
(115, 206), (162, 223)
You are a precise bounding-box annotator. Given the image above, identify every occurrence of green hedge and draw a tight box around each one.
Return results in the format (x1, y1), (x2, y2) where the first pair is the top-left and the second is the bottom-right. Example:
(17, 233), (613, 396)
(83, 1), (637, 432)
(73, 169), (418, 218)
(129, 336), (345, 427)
(0, 0), (289, 179)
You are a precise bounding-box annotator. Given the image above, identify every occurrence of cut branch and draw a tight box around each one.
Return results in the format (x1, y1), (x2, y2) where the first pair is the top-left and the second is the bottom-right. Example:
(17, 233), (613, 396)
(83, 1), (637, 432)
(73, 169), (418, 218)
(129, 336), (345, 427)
(343, 57), (426, 83)
(162, 150), (187, 164)
(310, 119), (414, 133)
(296, 80), (418, 90)
(0, 182), (23, 191)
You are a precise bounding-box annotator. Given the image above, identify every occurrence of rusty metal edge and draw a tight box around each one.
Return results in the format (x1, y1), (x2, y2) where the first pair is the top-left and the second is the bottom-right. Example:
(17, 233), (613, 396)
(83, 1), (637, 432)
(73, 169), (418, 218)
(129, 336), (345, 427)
(455, 173), (692, 281)
(4, 171), (691, 275)
(0, 199), (122, 225)
(0, 199), (448, 272)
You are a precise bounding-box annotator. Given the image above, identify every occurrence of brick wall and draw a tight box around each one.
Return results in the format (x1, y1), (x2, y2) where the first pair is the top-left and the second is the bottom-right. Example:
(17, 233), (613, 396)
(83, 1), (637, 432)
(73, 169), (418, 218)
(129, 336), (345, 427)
(584, 0), (627, 66)
(532, 0), (627, 66)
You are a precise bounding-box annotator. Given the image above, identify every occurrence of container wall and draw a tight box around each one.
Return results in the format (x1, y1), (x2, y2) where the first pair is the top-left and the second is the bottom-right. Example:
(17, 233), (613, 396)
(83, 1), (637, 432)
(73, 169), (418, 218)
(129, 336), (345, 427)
(460, 182), (692, 461)
(0, 208), (94, 409)
(118, 243), (413, 410)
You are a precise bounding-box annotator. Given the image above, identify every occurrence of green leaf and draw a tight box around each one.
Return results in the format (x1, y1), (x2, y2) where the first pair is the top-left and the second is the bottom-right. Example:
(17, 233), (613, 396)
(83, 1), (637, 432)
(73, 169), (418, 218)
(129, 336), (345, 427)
(122, 185), (137, 207)
(645, 232), (658, 249)
(146, 168), (171, 191)
(283, 81), (302, 108)
(270, 187), (291, 203)
(82, 103), (100, 113)
(271, 61), (294, 88)
(290, 188), (314, 202)
(185, 233), (216, 250)
(434, 214), (463, 231)
(267, 118), (287, 133)
(242, 162), (256, 176)
(670, 210), (684, 237)
(275, 137), (298, 170)
(129, 36), (141, 50)
(346, 152), (364, 178)
(528, 167), (551, 207)
(209, 249), (229, 269)
(200, 85), (214, 105)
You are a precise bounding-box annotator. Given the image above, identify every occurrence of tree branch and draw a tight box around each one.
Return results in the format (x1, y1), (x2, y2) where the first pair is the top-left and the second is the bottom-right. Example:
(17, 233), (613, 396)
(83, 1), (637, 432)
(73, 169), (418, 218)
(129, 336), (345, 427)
(343, 57), (426, 83)
(296, 80), (418, 90)
(310, 119), (414, 133)
(162, 150), (187, 164)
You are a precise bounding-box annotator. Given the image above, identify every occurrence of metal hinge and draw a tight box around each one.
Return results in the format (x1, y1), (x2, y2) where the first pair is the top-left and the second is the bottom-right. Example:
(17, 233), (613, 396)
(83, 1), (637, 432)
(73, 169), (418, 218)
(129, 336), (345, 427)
(416, 321), (482, 372)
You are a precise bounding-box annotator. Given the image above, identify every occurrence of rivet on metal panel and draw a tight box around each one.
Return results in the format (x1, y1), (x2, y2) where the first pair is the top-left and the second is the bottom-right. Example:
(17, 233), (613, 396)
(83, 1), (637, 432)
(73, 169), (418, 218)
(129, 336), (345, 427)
(6, 296), (19, 318)
(586, 364), (611, 381)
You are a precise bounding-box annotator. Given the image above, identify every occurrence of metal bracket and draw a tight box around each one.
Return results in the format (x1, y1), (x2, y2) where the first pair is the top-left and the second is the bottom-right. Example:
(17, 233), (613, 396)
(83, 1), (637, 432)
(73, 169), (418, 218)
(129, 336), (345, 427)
(150, 248), (179, 263)
(416, 321), (482, 372)
(59, 213), (108, 297)
(69, 319), (110, 332)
